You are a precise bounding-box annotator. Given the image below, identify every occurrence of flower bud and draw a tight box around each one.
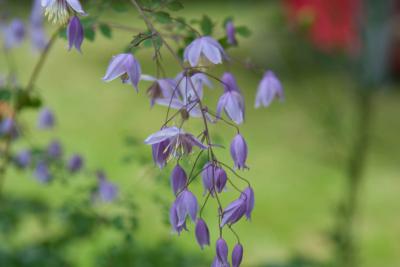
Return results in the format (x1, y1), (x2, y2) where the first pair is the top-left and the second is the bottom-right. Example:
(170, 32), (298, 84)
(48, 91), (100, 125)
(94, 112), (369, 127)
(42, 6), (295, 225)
(67, 154), (84, 173)
(67, 16), (84, 52)
(232, 243), (243, 267)
(230, 134), (248, 169)
(170, 164), (187, 195)
(216, 238), (229, 264)
(38, 107), (55, 129)
(195, 218), (210, 249)
(242, 187), (255, 220)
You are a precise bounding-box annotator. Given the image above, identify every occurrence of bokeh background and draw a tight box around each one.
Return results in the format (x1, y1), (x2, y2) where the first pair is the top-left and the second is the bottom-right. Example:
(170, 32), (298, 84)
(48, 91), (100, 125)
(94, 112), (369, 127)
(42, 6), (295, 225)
(0, 0), (399, 267)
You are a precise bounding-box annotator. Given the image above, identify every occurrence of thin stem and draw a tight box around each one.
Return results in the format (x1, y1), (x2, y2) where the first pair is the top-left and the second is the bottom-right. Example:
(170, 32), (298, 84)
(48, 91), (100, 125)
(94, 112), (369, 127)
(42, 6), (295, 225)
(217, 160), (251, 187)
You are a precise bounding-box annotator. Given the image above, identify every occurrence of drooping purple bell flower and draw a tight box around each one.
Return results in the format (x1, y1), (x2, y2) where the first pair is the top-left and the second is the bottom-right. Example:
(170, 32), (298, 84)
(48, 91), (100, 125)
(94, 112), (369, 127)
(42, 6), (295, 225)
(103, 53), (142, 91)
(220, 195), (247, 227)
(67, 154), (83, 173)
(30, 0), (47, 51)
(47, 140), (62, 159)
(145, 127), (207, 158)
(242, 187), (255, 220)
(97, 171), (118, 202)
(184, 36), (227, 67)
(230, 134), (248, 169)
(177, 72), (213, 102)
(170, 164), (187, 195)
(226, 21), (237, 46)
(141, 75), (177, 107)
(202, 162), (228, 196)
(37, 107), (55, 129)
(34, 161), (51, 183)
(232, 243), (243, 267)
(151, 139), (171, 169)
(42, 0), (86, 25)
(216, 73), (245, 125)
(169, 201), (187, 234)
(195, 218), (210, 249)
(2, 19), (25, 50)
(67, 16), (83, 52)
(216, 238), (229, 265)
(15, 150), (31, 168)
(174, 189), (198, 227)
(255, 70), (284, 108)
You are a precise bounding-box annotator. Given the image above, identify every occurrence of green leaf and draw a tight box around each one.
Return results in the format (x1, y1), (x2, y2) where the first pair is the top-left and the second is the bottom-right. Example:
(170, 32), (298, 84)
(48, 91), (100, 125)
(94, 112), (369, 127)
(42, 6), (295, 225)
(200, 15), (213, 35)
(111, 0), (129, 12)
(0, 89), (11, 102)
(99, 23), (112, 39)
(235, 26), (252, 37)
(153, 11), (172, 24)
(166, 1), (184, 11)
(84, 27), (96, 42)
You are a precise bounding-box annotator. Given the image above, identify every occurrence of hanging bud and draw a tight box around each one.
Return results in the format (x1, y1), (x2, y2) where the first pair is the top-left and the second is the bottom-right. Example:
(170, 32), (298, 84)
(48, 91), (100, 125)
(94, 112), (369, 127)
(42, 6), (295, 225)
(242, 187), (255, 220)
(170, 164), (187, 195)
(232, 243), (243, 267)
(67, 16), (84, 52)
(216, 238), (229, 264)
(195, 218), (210, 249)
(230, 134), (248, 169)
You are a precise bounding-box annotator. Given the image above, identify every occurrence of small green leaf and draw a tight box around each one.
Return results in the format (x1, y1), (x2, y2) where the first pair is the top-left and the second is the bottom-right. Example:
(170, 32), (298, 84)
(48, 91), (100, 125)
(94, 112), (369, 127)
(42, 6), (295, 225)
(235, 26), (252, 37)
(166, 1), (184, 11)
(153, 11), (172, 24)
(84, 27), (96, 42)
(111, 0), (129, 12)
(0, 89), (11, 102)
(200, 15), (213, 36)
(99, 23), (112, 39)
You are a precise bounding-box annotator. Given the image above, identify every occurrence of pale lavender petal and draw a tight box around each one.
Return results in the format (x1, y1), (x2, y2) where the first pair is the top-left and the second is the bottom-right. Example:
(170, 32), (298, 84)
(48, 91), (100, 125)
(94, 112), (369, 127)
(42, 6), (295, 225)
(144, 127), (180, 145)
(102, 54), (130, 81)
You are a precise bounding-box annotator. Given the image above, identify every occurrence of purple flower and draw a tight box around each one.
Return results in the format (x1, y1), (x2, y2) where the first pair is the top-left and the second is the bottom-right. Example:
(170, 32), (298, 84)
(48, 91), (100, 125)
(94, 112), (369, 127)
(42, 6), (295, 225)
(141, 75), (177, 106)
(30, 0), (47, 51)
(47, 140), (63, 159)
(97, 171), (118, 202)
(221, 195), (247, 227)
(232, 243), (243, 267)
(170, 164), (187, 195)
(145, 127), (207, 158)
(34, 162), (51, 183)
(230, 134), (247, 169)
(184, 36), (226, 67)
(242, 187), (255, 220)
(169, 201), (187, 234)
(195, 218), (210, 249)
(255, 71), (284, 108)
(67, 16), (83, 52)
(173, 189), (198, 227)
(212, 257), (231, 267)
(42, 0), (86, 25)
(37, 107), (55, 129)
(202, 162), (228, 196)
(216, 73), (245, 125)
(216, 238), (229, 265)
(15, 150), (31, 168)
(2, 19), (25, 50)
(177, 72), (213, 101)
(226, 21), (237, 46)
(67, 154), (83, 173)
(103, 53), (142, 91)
(0, 117), (15, 135)
(151, 139), (171, 169)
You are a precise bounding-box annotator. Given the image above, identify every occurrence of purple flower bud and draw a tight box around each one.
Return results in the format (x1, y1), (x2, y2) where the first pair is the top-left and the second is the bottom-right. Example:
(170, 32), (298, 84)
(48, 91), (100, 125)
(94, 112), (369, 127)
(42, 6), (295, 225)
(103, 53), (142, 91)
(67, 154), (83, 173)
(174, 189), (198, 227)
(170, 201), (187, 234)
(183, 36), (227, 67)
(230, 134), (247, 169)
(151, 139), (171, 169)
(47, 140), (62, 159)
(242, 187), (255, 220)
(67, 16), (84, 52)
(216, 238), (229, 264)
(215, 167), (228, 193)
(202, 162), (228, 196)
(216, 73), (245, 125)
(3, 19), (25, 50)
(0, 117), (15, 135)
(226, 21), (237, 46)
(221, 196), (247, 227)
(34, 161), (51, 183)
(97, 171), (118, 202)
(232, 243), (243, 267)
(255, 70), (284, 108)
(170, 164), (187, 195)
(38, 107), (55, 129)
(15, 150), (31, 168)
(195, 218), (210, 249)
(212, 257), (231, 267)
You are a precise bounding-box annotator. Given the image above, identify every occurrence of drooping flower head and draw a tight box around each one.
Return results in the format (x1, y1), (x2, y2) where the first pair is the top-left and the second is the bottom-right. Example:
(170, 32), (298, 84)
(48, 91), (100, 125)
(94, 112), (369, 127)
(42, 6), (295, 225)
(232, 243), (244, 267)
(184, 36), (227, 67)
(37, 107), (55, 129)
(2, 19), (25, 50)
(47, 140), (63, 159)
(96, 171), (118, 202)
(170, 164), (187, 195)
(177, 72), (213, 102)
(242, 187), (255, 220)
(255, 70), (284, 108)
(15, 150), (31, 168)
(67, 16), (83, 52)
(195, 218), (210, 249)
(226, 21), (237, 46)
(202, 162), (227, 196)
(151, 138), (171, 169)
(171, 189), (198, 230)
(230, 134), (248, 169)
(216, 238), (229, 265)
(34, 161), (51, 183)
(145, 127), (207, 158)
(217, 72), (245, 125)
(103, 53), (142, 91)
(41, 0), (86, 25)
(220, 195), (247, 227)
(169, 201), (187, 234)
(67, 154), (83, 173)
(141, 75), (177, 106)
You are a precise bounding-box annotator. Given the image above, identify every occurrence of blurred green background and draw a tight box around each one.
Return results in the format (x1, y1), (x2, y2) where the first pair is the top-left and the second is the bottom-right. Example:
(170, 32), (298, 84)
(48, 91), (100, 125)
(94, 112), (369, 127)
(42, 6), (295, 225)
(0, 1), (399, 267)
